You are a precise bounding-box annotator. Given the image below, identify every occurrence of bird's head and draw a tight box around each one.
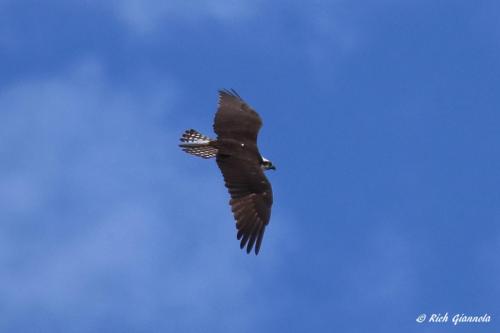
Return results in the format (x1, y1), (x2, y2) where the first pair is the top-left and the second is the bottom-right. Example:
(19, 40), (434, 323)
(261, 157), (276, 171)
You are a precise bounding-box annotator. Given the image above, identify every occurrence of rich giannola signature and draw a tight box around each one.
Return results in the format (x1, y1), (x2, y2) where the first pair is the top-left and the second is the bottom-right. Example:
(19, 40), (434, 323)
(416, 313), (491, 325)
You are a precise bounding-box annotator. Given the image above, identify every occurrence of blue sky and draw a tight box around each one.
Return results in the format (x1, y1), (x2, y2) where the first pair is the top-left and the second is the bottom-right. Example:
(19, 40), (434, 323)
(1, 1), (499, 332)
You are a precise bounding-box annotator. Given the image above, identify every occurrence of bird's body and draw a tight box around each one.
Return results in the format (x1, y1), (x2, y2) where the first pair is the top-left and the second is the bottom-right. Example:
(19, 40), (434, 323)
(179, 89), (275, 254)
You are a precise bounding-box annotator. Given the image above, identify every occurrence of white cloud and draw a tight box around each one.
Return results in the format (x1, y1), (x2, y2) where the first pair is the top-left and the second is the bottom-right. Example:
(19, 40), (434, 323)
(300, 2), (364, 80)
(102, 0), (263, 34)
(0, 58), (297, 331)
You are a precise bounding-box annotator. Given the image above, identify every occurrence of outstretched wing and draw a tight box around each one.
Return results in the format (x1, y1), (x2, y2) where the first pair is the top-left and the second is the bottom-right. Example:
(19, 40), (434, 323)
(216, 153), (273, 255)
(213, 89), (262, 143)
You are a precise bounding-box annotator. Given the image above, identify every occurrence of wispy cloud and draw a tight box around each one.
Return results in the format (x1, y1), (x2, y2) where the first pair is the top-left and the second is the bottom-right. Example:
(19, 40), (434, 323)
(0, 58), (295, 331)
(101, 0), (263, 34)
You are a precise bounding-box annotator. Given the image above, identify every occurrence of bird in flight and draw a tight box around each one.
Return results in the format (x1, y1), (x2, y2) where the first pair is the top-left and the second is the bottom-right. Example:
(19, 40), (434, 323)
(179, 89), (275, 255)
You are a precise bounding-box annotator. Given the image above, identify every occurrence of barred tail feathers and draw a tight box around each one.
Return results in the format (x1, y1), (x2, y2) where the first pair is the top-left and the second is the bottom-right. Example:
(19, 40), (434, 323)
(179, 129), (218, 159)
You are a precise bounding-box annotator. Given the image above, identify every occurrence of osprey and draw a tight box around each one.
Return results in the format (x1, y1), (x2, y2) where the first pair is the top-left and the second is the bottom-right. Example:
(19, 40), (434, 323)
(179, 89), (275, 255)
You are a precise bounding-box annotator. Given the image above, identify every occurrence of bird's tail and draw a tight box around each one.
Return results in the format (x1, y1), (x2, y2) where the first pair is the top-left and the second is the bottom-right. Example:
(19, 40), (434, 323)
(179, 129), (218, 159)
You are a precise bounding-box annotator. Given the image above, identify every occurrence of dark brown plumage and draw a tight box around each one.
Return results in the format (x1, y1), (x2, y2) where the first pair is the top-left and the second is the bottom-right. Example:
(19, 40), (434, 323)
(179, 89), (274, 255)
(214, 90), (273, 254)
